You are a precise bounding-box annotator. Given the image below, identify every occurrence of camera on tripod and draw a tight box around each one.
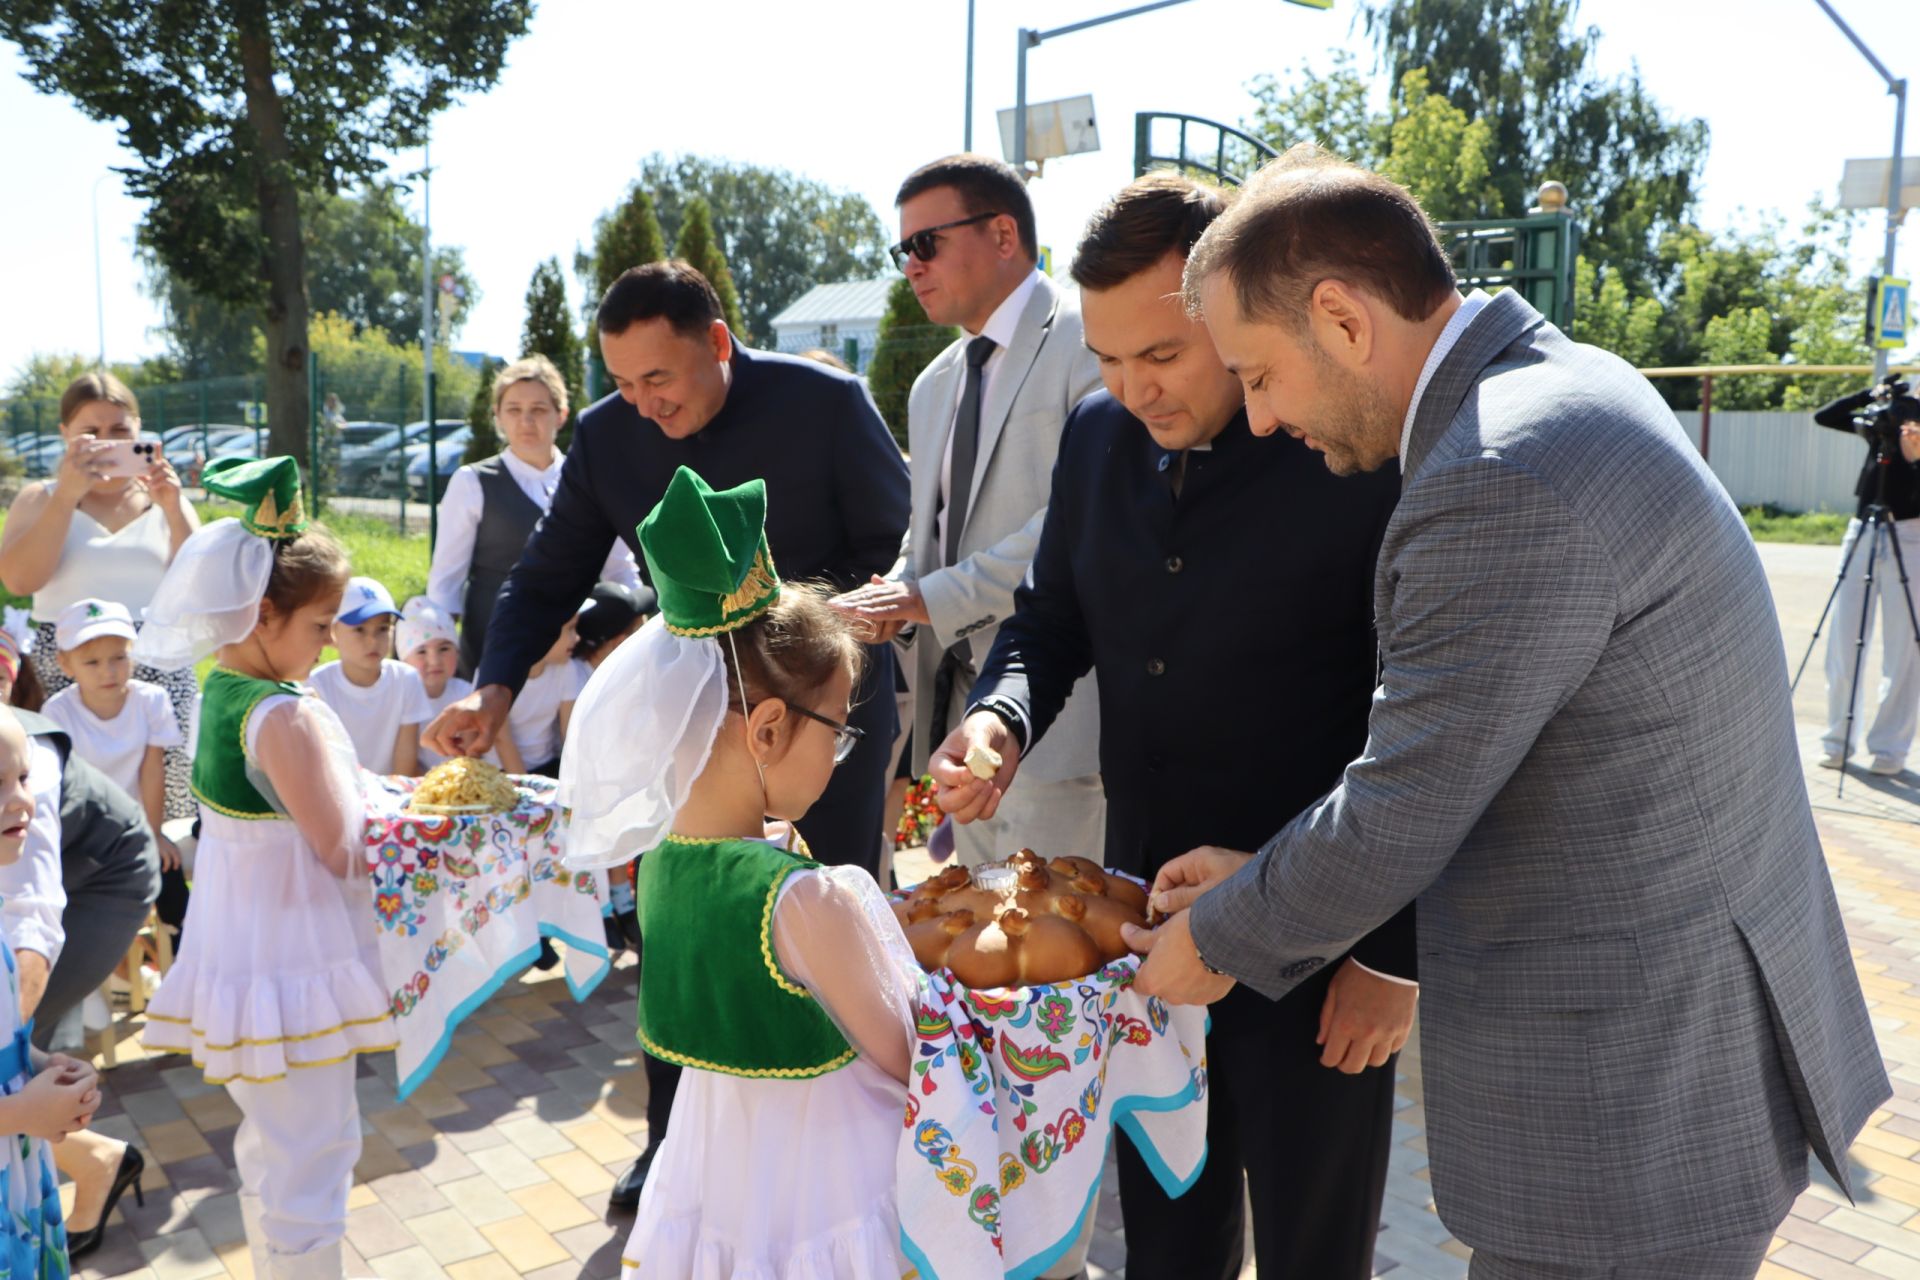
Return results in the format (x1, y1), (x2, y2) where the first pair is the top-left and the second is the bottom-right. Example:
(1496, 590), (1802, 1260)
(1847, 375), (1920, 454)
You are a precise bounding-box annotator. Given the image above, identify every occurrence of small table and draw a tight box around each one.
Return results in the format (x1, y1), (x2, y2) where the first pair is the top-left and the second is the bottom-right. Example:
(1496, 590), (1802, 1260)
(362, 774), (611, 1099)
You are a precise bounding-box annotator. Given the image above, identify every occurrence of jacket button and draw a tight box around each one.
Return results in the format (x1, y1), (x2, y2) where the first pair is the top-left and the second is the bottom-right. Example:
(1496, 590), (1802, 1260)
(1166, 555), (1184, 574)
(1146, 755), (1164, 772)
(1146, 658), (1166, 676)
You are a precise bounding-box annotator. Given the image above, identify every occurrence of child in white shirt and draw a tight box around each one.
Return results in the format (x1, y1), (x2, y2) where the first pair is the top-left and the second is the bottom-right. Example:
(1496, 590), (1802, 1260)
(505, 617), (584, 777)
(398, 598), (511, 771)
(42, 599), (185, 866)
(308, 577), (432, 776)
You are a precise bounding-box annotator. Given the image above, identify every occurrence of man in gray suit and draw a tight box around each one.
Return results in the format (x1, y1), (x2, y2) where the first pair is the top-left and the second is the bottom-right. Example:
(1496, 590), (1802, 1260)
(1123, 147), (1889, 1277)
(836, 154), (1104, 869)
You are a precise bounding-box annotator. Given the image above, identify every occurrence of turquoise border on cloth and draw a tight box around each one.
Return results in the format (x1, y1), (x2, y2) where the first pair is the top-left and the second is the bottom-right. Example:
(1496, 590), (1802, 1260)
(393, 926), (612, 1101)
(898, 1073), (1209, 1280)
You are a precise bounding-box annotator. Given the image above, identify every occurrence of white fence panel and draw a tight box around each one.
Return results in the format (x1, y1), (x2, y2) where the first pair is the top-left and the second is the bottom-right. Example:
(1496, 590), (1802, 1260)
(1670, 410), (1863, 513)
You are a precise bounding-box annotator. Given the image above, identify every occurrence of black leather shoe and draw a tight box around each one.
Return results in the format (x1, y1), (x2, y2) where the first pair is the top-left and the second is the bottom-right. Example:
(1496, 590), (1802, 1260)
(532, 938), (560, 971)
(67, 1144), (145, 1261)
(607, 1145), (657, 1211)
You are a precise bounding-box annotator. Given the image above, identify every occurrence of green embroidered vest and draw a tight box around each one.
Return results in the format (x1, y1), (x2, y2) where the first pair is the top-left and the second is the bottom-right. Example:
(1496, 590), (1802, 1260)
(633, 836), (854, 1078)
(192, 668), (305, 820)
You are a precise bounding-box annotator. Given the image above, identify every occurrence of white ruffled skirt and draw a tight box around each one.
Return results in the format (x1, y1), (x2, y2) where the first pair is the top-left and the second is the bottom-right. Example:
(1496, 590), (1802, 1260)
(622, 1056), (910, 1280)
(144, 810), (395, 1082)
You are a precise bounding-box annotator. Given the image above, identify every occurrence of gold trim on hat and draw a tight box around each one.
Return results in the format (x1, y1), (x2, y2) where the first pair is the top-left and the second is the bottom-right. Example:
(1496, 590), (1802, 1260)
(719, 545), (778, 618)
(249, 488), (307, 537)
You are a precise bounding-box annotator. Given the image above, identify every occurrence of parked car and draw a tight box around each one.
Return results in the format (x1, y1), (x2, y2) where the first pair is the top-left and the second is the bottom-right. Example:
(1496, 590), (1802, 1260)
(163, 425), (256, 476)
(339, 421), (435, 493)
(373, 420), (465, 494)
(406, 427), (472, 498)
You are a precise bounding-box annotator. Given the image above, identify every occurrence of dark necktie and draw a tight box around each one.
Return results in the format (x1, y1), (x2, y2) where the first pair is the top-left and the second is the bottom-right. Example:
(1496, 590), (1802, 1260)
(944, 335), (999, 567)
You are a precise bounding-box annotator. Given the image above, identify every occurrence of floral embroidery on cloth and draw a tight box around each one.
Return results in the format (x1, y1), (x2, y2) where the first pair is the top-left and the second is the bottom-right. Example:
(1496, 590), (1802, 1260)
(893, 881), (1209, 1280)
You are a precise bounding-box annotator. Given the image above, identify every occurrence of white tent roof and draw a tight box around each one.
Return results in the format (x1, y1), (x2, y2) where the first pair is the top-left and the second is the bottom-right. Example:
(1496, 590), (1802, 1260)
(769, 278), (895, 329)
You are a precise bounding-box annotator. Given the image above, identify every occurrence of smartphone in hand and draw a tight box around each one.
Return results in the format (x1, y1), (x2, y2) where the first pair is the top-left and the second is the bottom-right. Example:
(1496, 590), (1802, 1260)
(91, 439), (160, 479)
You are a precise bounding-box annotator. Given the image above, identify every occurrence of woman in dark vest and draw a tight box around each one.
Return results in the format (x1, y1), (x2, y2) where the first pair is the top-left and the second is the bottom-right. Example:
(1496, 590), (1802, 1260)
(3, 706), (159, 1260)
(426, 355), (642, 678)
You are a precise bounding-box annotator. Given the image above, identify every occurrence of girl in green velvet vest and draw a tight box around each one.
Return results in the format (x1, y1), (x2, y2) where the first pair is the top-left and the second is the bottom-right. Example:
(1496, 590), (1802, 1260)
(564, 467), (921, 1279)
(133, 457), (395, 1280)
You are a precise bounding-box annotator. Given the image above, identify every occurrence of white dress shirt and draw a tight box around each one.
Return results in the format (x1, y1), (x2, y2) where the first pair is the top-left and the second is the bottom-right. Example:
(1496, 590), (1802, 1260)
(936, 270), (1045, 559)
(427, 448), (642, 618)
(0, 739), (68, 965)
(1399, 290), (1492, 462)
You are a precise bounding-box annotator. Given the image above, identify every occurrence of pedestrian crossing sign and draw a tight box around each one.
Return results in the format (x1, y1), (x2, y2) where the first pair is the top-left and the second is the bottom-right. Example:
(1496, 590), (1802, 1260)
(1878, 277), (1910, 350)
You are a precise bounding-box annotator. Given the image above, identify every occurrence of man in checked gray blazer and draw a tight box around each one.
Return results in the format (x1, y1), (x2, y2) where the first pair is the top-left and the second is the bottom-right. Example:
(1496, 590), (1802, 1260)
(1125, 147), (1890, 1277)
(836, 154), (1105, 871)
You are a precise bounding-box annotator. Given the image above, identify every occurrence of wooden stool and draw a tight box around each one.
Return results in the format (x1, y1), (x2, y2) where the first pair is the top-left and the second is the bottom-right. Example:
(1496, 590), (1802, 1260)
(95, 908), (176, 1068)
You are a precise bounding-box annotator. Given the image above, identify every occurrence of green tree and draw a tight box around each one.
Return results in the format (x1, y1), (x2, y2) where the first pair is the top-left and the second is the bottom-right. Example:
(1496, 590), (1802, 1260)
(2, 1), (533, 474)
(867, 277), (957, 449)
(521, 258), (584, 449)
(1355, 0), (1708, 291)
(304, 311), (481, 434)
(1568, 257), (1664, 370)
(634, 154), (890, 343)
(673, 197), (747, 337)
(1378, 69), (1498, 220)
(575, 183), (667, 394)
(465, 356), (502, 465)
(1246, 50), (1387, 167)
(142, 181), (478, 375)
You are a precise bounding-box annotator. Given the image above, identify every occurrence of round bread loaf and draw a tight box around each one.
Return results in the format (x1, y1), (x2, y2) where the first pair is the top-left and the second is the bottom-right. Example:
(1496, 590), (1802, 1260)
(893, 848), (1150, 987)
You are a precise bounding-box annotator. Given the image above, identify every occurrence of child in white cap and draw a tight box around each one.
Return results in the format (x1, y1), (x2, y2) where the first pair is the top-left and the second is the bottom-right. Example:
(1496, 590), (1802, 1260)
(307, 577), (432, 776)
(42, 598), (186, 867)
(398, 597), (507, 771)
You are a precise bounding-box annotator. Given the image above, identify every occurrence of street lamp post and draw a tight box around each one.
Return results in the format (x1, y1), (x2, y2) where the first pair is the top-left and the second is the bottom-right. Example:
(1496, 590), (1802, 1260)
(1813, 0), (1907, 379)
(91, 172), (112, 370)
(1013, 0), (1195, 171)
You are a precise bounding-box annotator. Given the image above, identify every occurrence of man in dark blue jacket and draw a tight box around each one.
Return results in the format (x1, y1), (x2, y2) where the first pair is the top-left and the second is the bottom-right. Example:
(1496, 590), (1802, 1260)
(934, 174), (1414, 1279)
(425, 260), (910, 1208)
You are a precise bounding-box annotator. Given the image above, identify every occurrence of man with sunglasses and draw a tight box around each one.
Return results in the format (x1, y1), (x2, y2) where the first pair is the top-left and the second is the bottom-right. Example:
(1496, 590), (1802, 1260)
(834, 154), (1105, 875)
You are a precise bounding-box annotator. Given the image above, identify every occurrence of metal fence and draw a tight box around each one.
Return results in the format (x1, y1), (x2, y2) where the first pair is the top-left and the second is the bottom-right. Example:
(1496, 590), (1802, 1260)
(0, 359), (484, 530)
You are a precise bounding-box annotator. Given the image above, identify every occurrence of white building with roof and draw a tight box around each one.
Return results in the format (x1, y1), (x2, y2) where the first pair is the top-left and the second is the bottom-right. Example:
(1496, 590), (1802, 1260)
(768, 277), (896, 373)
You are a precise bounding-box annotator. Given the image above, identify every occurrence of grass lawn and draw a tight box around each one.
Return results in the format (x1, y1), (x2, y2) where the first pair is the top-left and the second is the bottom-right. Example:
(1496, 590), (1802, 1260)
(1742, 505), (1851, 546)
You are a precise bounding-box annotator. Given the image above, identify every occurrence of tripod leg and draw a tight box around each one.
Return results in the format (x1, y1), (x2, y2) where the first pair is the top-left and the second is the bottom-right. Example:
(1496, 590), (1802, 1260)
(1794, 519), (1872, 694)
(1838, 522), (1886, 798)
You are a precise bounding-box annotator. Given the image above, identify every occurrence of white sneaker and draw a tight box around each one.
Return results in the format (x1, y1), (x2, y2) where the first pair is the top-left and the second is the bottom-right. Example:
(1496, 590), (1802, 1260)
(1819, 750), (1848, 770)
(81, 991), (111, 1032)
(1870, 755), (1906, 776)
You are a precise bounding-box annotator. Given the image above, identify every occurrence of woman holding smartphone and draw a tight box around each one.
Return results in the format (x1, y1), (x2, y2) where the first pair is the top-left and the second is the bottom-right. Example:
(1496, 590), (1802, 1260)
(0, 373), (200, 825)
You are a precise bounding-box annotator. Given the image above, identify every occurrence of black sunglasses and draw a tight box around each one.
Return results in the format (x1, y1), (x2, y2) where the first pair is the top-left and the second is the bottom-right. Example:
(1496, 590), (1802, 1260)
(751, 701), (866, 764)
(888, 211), (1003, 271)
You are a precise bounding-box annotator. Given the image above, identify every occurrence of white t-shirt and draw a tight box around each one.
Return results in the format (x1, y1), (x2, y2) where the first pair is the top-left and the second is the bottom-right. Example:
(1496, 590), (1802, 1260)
(308, 659), (434, 776)
(42, 679), (184, 800)
(418, 675), (502, 771)
(508, 659), (587, 768)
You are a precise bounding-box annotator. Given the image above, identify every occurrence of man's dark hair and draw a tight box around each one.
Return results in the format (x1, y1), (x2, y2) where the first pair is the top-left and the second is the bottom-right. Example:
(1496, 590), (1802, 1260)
(895, 154), (1037, 262)
(1071, 172), (1228, 291)
(598, 260), (723, 339)
(1184, 143), (1458, 330)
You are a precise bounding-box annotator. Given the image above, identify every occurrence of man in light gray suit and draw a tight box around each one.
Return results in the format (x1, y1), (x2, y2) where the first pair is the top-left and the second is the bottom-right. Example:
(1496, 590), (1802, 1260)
(837, 154), (1104, 870)
(1122, 147), (1890, 1277)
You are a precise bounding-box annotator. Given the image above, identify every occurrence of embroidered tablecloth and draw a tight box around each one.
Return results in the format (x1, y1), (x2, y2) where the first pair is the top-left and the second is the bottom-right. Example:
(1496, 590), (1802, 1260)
(362, 774), (611, 1098)
(897, 950), (1209, 1279)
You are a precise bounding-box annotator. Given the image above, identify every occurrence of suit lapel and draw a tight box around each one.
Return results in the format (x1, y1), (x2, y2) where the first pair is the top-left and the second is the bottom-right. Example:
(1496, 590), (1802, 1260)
(966, 275), (1061, 507)
(1400, 290), (1546, 484)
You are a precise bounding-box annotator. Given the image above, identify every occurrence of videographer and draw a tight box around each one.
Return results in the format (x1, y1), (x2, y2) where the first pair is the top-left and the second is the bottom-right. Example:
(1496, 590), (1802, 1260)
(1815, 378), (1920, 773)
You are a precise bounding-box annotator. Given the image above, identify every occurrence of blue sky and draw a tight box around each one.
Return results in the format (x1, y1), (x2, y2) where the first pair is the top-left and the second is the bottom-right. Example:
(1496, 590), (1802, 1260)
(2, 0), (1911, 379)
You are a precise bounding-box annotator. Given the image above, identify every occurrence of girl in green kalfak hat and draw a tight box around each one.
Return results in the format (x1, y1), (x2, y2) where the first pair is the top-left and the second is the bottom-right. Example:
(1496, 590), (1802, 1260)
(561, 466), (921, 1279)
(130, 458), (396, 1280)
